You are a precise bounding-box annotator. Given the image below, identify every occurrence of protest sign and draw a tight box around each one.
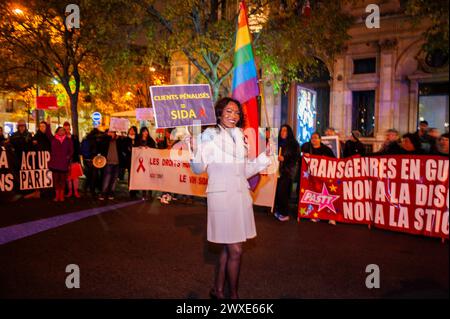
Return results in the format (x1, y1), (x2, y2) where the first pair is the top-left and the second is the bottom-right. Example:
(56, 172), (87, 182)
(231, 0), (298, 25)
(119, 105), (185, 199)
(0, 147), (14, 192)
(150, 84), (216, 128)
(321, 136), (341, 158)
(136, 108), (154, 121)
(298, 154), (449, 239)
(129, 147), (276, 207)
(19, 151), (53, 190)
(36, 96), (58, 110)
(109, 117), (130, 132)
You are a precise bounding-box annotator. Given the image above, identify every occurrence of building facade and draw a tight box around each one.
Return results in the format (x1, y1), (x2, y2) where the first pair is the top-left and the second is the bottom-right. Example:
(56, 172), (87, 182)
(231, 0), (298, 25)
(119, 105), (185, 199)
(170, 0), (448, 151)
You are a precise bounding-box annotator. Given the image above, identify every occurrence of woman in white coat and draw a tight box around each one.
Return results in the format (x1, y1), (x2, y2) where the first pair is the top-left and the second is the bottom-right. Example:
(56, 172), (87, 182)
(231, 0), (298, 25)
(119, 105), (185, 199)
(189, 97), (272, 299)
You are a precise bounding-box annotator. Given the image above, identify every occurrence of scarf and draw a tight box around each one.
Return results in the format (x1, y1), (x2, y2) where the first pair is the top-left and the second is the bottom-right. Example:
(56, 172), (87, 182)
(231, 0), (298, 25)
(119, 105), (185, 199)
(55, 134), (66, 143)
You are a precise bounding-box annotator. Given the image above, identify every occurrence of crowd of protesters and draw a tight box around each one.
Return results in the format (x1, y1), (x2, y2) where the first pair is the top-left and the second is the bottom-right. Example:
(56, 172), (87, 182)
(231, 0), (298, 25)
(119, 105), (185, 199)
(0, 119), (183, 203)
(272, 120), (449, 223)
(1, 119), (448, 210)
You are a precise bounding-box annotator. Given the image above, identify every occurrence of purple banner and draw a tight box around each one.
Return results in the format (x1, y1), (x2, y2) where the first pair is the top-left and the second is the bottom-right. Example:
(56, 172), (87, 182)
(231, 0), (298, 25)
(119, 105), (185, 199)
(150, 84), (216, 128)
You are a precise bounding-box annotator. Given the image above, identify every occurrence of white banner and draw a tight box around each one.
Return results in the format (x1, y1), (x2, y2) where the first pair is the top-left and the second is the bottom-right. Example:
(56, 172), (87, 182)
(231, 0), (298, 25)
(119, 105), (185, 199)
(109, 117), (130, 132)
(136, 108), (154, 121)
(129, 148), (277, 207)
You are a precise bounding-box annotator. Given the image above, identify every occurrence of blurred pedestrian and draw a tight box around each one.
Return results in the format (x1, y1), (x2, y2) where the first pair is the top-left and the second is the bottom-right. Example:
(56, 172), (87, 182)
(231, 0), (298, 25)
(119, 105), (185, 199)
(0, 126), (5, 145)
(433, 132), (449, 156)
(343, 130), (366, 157)
(400, 133), (424, 155)
(63, 122), (82, 198)
(123, 126), (138, 198)
(98, 130), (122, 200)
(374, 129), (403, 155)
(273, 124), (300, 222)
(136, 127), (156, 200)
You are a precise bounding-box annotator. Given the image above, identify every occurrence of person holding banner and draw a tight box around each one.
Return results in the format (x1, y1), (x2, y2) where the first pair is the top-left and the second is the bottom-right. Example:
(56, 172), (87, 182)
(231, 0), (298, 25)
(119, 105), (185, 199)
(300, 132), (335, 224)
(123, 126), (139, 199)
(136, 127), (157, 200)
(273, 125), (300, 222)
(188, 97), (272, 299)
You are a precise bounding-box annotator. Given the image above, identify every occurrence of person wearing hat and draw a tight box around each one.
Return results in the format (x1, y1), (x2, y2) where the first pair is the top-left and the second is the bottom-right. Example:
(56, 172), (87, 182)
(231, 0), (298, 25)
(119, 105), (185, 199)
(343, 130), (366, 158)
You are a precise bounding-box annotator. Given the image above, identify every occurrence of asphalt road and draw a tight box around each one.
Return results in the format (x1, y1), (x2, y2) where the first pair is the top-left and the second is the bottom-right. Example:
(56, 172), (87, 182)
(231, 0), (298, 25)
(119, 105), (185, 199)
(0, 189), (448, 299)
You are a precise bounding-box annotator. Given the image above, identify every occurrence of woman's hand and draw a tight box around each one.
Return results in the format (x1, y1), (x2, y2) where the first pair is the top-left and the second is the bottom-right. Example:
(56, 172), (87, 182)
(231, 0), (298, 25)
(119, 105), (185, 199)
(183, 135), (194, 153)
(266, 142), (275, 156)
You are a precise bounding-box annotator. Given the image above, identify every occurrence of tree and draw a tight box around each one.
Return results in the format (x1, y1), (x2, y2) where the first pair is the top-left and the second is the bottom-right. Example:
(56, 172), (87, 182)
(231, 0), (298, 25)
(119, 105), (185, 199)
(141, 0), (353, 98)
(405, 0), (449, 55)
(140, 0), (271, 101)
(0, 0), (144, 136)
(257, 0), (354, 93)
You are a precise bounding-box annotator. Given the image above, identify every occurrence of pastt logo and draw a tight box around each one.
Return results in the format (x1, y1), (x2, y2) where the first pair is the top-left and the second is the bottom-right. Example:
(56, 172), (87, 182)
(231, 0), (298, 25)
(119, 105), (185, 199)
(300, 183), (340, 214)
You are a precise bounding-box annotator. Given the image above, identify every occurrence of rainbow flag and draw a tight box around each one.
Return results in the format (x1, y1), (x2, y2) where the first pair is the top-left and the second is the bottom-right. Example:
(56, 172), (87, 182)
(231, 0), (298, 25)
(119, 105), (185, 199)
(232, 0), (260, 159)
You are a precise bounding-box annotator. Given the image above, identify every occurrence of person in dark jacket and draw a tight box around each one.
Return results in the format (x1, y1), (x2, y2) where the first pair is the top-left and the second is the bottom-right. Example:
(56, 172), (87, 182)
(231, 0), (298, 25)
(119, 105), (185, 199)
(9, 119), (32, 166)
(137, 126), (157, 148)
(98, 130), (124, 200)
(45, 124), (74, 202)
(274, 124), (300, 222)
(300, 132), (336, 224)
(343, 130), (366, 157)
(400, 133), (424, 155)
(136, 126), (157, 200)
(28, 121), (52, 199)
(301, 132), (336, 158)
(63, 121), (82, 198)
(374, 129), (403, 155)
(0, 126), (6, 145)
(81, 128), (104, 196)
(433, 133), (449, 156)
(32, 121), (52, 152)
(412, 120), (434, 153)
(123, 126), (138, 198)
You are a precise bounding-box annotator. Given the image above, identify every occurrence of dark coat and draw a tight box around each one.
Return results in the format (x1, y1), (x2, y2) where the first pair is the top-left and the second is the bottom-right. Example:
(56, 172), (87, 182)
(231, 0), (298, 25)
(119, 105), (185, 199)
(10, 130), (32, 156)
(301, 142), (336, 158)
(278, 140), (300, 179)
(122, 137), (138, 169)
(136, 136), (156, 148)
(97, 135), (125, 165)
(374, 141), (403, 155)
(343, 140), (366, 157)
(68, 134), (81, 163)
(32, 131), (51, 152)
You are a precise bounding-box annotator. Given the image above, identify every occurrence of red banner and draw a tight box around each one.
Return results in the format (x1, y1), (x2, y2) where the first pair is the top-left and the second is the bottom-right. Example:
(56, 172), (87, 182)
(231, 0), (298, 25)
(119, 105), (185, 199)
(36, 96), (58, 110)
(298, 154), (449, 239)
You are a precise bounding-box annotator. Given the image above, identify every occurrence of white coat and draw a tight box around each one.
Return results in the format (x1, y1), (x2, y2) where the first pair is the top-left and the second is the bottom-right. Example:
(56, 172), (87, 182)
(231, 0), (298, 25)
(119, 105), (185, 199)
(190, 125), (271, 244)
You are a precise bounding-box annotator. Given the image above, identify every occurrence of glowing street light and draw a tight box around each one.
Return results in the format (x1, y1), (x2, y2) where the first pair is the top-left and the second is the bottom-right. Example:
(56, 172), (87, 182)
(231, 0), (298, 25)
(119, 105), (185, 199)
(13, 8), (24, 15)
(149, 67), (156, 72)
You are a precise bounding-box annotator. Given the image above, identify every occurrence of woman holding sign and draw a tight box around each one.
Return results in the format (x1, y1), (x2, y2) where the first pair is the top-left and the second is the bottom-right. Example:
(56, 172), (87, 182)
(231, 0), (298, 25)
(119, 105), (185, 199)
(188, 97), (272, 299)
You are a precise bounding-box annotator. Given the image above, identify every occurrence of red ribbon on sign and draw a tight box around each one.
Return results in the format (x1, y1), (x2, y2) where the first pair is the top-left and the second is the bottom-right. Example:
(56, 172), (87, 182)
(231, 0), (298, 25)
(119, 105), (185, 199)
(137, 157), (146, 173)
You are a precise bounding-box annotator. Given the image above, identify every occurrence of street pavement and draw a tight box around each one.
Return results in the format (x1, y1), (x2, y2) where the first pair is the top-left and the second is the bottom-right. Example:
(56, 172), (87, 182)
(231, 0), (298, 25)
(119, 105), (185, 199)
(0, 187), (448, 299)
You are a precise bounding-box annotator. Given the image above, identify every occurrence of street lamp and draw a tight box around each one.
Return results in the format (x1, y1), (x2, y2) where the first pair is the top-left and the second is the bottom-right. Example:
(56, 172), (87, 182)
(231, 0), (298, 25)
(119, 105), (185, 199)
(13, 8), (24, 15)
